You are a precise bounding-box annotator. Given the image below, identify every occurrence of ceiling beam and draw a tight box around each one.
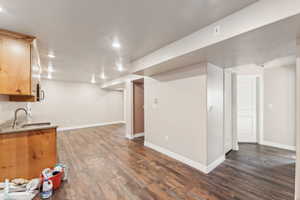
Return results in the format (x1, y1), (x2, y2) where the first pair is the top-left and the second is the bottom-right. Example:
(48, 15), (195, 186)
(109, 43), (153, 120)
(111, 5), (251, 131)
(130, 0), (300, 74)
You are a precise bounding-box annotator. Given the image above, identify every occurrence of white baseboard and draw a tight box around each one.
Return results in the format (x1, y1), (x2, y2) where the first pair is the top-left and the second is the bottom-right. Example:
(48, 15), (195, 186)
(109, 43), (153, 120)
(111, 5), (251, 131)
(133, 132), (144, 138)
(144, 141), (224, 174)
(206, 155), (226, 173)
(57, 121), (125, 132)
(261, 140), (296, 151)
(126, 134), (134, 140)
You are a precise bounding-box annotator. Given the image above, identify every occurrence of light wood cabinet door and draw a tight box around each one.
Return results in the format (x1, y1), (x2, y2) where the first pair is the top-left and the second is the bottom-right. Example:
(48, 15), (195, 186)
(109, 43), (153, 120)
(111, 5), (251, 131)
(0, 36), (31, 95)
(0, 128), (57, 181)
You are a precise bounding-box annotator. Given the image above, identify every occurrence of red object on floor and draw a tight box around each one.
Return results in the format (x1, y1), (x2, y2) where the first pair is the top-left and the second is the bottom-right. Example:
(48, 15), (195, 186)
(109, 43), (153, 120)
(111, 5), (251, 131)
(41, 171), (63, 190)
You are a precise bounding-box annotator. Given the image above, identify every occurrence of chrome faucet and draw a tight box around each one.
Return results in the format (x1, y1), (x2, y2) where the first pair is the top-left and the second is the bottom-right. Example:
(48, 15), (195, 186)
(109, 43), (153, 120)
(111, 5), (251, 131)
(12, 108), (28, 128)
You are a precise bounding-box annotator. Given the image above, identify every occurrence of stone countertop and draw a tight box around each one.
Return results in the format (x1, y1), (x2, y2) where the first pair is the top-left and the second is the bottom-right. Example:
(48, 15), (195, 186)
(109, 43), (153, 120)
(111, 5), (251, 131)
(0, 117), (58, 134)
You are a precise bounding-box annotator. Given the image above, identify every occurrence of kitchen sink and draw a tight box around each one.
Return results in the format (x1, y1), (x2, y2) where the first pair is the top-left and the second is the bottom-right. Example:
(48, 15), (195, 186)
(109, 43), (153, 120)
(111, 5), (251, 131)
(21, 122), (51, 128)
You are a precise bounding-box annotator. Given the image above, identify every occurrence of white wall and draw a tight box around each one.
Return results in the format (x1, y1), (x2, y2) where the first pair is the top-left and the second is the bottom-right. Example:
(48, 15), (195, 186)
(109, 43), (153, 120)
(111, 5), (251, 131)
(263, 65), (296, 148)
(296, 54), (300, 200)
(0, 80), (124, 129)
(224, 71), (235, 152)
(144, 64), (208, 165)
(143, 63), (225, 172)
(125, 81), (134, 139)
(207, 64), (224, 164)
(0, 95), (26, 123)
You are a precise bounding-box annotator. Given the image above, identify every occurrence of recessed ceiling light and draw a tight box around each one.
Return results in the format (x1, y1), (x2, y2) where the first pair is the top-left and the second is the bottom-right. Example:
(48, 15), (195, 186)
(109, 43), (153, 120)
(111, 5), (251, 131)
(117, 63), (124, 72)
(91, 74), (96, 84)
(32, 74), (41, 79)
(32, 65), (40, 72)
(48, 64), (54, 72)
(47, 73), (52, 79)
(0, 7), (4, 13)
(48, 53), (55, 58)
(112, 41), (121, 49)
(100, 72), (106, 80)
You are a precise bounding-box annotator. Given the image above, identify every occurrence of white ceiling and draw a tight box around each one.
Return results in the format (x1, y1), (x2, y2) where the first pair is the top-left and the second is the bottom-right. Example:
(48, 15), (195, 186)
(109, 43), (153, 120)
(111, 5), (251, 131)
(0, 0), (257, 83)
(135, 14), (300, 76)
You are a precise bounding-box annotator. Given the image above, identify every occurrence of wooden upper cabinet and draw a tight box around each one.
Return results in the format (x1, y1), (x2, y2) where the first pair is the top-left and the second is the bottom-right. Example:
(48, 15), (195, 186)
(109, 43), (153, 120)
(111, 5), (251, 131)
(0, 30), (35, 96)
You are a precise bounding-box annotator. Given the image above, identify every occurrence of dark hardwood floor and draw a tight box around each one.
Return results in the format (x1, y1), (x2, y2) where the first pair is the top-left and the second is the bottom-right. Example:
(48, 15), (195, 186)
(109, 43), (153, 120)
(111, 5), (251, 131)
(51, 124), (295, 200)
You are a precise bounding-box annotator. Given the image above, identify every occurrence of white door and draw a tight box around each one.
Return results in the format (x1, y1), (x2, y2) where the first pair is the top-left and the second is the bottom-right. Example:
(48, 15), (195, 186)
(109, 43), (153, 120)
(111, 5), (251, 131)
(224, 71), (233, 153)
(237, 75), (257, 143)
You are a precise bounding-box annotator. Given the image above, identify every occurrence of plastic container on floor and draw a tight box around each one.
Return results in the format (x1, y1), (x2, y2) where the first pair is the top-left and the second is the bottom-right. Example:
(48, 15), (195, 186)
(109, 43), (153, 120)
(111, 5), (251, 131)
(41, 171), (63, 190)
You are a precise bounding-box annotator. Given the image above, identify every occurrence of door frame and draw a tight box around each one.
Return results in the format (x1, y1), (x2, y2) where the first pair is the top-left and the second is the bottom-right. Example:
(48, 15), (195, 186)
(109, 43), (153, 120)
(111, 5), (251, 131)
(296, 56), (300, 200)
(132, 79), (145, 138)
(224, 70), (233, 153)
(231, 73), (263, 150)
(124, 78), (145, 139)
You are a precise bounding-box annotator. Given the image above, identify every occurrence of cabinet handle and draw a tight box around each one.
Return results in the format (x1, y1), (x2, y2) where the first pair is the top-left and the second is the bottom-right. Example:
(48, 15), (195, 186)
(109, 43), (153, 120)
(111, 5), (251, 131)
(41, 90), (45, 101)
(16, 89), (22, 93)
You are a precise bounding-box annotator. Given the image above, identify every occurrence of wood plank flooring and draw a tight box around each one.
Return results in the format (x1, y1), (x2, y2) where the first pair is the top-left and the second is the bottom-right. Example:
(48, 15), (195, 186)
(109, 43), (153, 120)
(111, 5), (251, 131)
(50, 124), (295, 200)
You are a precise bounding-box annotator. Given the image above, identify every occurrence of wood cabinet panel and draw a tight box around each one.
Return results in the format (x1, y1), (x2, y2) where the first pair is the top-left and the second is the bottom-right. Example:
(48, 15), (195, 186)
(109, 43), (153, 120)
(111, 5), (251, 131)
(0, 35), (31, 95)
(0, 128), (57, 181)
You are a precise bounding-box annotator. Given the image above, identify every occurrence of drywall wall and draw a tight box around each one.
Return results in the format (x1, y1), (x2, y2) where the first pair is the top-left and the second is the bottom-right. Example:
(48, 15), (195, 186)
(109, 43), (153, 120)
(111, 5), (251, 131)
(207, 63), (224, 164)
(224, 71), (233, 153)
(296, 56), (300, 200)
(0, 80), (124, 129)
(144, 64), (208, 166)
(263, 65), (296, 148)
(0, 95), (26, 123)
(124, 81), (133, 138)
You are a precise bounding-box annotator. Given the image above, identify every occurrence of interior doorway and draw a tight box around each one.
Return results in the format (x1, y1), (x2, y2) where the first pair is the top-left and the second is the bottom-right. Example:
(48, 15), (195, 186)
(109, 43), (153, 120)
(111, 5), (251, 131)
(224, 62), (297, 198)
(132, 79), (144, 138)
(224, 68), (263, 153)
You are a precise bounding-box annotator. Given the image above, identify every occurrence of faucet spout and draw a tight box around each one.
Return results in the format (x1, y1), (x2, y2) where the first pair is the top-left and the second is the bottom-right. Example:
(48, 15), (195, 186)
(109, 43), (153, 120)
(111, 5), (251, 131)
(12, 108), (28, 128)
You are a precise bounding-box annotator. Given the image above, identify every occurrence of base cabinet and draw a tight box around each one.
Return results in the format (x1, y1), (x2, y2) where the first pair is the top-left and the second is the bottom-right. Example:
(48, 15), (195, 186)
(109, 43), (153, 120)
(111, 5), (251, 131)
(0, 128), (57, 182)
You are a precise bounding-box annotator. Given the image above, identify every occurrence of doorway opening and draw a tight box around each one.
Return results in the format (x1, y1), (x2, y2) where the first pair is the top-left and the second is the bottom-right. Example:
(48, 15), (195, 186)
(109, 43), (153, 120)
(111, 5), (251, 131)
(132, 79), (144, 139)
(224, 61), (297, 199)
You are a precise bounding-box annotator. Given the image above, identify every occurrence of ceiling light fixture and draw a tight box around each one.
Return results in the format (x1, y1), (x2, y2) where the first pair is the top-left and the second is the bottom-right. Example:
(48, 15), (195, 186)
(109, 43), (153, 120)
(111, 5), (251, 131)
(48, 53), (55, 58)
(32, 65), (40, 72)
(0, 7), (4, 13)
(32, 74), (41, 79)
(48, 64), (54, 72)
(112, 41), (121, 49)
(47, 72), (52, 79)
(91, 74), (96, 84)
(100, 72), (106, 80)
(117, 63), (124, 72)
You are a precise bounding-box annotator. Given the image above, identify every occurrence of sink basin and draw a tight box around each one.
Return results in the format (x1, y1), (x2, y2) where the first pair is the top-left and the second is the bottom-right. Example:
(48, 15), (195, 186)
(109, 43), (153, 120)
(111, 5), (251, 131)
(0, 191), (37, 200)
(21, 122), (51, 128)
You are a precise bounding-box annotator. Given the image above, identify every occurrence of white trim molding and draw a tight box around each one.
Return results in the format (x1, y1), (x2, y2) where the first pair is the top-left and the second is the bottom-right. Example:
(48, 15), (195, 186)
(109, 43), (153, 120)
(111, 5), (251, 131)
(295, 56), (300, 200)
(206, 155), (226, 174)
(133, 132), (145, 138)
(57, 121), (125, 132)
(261, 140), (296, 151)
(144, 141), (224, 174)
